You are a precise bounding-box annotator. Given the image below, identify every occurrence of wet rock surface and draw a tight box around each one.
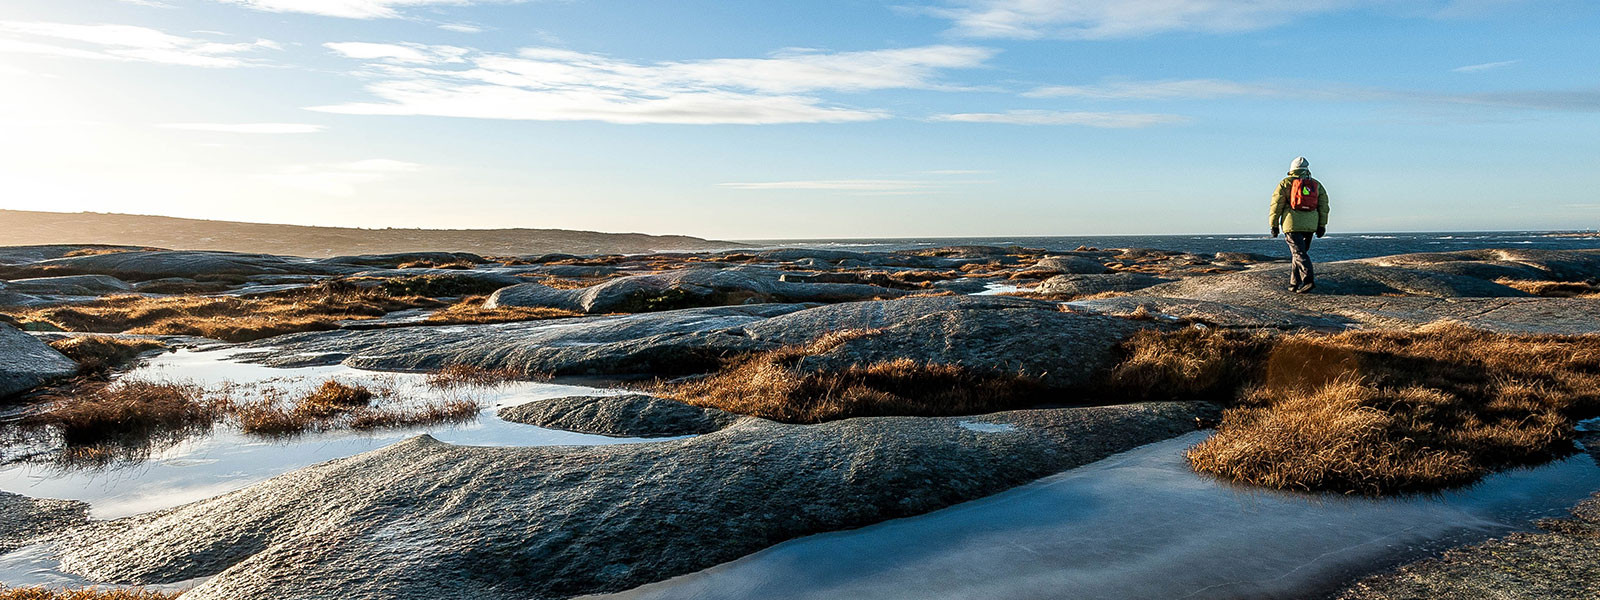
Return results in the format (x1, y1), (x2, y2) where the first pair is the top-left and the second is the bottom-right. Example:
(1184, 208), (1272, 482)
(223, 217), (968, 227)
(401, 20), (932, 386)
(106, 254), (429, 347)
(498, 394), (741, 437)
(2, 275), (134, 297)
(57, 402), (1208, 600)
(486, 267), (904, 314)
(0, 323), (78, 398)
(0, 250), (358, 281)
(1034, 272), (1172, 297)
(0, 491), (90, 554)
(245, 304), (808, 375)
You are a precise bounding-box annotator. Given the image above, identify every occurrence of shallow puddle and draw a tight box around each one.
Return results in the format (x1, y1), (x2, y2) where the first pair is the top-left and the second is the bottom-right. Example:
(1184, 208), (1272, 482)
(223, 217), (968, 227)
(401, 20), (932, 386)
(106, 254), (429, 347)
(0, 348), (656, 520)
(593, 430), (1600, 600)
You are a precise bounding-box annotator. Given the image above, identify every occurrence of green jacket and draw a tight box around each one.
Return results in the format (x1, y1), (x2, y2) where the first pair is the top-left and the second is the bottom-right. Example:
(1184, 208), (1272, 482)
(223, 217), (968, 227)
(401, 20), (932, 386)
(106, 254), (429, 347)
(1270, 169), (1330, 233)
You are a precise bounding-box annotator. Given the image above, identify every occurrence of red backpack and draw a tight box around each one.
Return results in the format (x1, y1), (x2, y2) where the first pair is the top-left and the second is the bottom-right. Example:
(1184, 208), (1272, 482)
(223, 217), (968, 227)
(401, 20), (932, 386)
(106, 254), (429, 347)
(1289, 178), (1319, 211)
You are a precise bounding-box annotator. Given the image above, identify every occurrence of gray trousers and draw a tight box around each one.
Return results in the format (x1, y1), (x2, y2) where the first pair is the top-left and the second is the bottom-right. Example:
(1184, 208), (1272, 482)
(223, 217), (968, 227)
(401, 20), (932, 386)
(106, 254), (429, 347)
(1286, 232), (1315, 288)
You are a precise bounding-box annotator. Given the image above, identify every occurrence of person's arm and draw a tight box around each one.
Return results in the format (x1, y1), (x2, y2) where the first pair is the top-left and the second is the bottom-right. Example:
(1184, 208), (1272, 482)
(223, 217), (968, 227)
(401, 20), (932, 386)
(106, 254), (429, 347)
(1269, 180), (1287, 235)
(1317, 181), (1330, 236)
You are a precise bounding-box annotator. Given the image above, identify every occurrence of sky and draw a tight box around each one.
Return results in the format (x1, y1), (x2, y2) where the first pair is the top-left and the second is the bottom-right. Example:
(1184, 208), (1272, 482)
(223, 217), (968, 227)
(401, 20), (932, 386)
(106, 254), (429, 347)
(1, 0), (1597, 240)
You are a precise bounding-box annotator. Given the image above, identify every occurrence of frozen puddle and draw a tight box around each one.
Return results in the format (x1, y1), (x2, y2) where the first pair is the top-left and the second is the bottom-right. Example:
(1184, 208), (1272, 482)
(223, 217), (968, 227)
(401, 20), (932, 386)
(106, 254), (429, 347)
(0, 348), (651, 520)
(593, 431), (1600, 600)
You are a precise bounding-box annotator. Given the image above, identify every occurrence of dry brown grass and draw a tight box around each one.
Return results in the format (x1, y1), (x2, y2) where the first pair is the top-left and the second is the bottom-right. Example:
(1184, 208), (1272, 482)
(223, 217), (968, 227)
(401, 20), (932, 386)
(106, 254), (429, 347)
(425, 364), (533, 388)
(47, 337), (166, 375)
(396, 259), (476, 270)
(2, 283), (443, 342)
(236, 378), (482, 435)
(0, 586), (180, 600)
(1113, 325), (1600, 495)
(660, 331), (1046, 423)
(61, 247), (161, 258)
(423, 296), (583, 325)
(23, 380), (225, 446)
(1495, 278), (1600, 298)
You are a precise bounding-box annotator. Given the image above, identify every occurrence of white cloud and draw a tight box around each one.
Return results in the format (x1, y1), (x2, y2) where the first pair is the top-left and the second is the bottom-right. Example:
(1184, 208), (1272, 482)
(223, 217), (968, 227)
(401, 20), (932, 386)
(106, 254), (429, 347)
(1025, 79), (1276, 99)
(718, 180), (943, 191)
(325, 41), (469, 64)
(925, 0), (1362, 39)
(159, 122), (326, 133)
(1453, 59), (1519, 73)
(261, 159), (424, 196)
(310, 44), (995, 124)
(931, 110), (1187, 127)
(437, 23), (484, 33)
(0, 20), (276, 67)
(211, 0), (519, 19)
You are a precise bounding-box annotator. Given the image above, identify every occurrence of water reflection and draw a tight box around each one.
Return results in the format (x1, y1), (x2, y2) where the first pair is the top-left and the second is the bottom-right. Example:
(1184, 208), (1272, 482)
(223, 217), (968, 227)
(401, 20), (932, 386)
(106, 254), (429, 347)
(0, 348), (652, 519)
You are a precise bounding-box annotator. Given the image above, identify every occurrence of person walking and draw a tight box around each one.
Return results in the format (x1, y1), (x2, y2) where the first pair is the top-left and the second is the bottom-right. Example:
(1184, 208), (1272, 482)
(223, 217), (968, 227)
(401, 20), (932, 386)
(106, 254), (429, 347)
(1270, 156), (1330, 293)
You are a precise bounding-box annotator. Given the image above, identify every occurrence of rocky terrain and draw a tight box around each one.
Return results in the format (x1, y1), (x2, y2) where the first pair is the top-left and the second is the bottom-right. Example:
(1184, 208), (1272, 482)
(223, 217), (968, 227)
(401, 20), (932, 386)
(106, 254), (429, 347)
(1, 241), (1598, 599)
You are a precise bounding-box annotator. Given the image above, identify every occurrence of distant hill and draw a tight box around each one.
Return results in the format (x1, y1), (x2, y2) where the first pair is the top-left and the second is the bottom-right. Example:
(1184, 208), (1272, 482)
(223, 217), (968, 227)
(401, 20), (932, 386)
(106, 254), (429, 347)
(0, 210), (743, 258)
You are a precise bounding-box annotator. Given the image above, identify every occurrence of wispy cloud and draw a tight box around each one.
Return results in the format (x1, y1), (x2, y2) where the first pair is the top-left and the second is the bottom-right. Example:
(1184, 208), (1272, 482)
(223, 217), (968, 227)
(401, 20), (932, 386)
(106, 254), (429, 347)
(323, 41), (469, 64)
(0, 21), (276, 67)
(931, 110), (1187, 127)
(159, 122), (326, 133)
(210, 0), (522, 19)
(923, 0), (1365, 39)
(1452, 59), (1519, 73)
(1025, 79), (1276, 99)
(921, 169), (992, 175)
(437, 23), (484, 33)
(718, 180), (944, 191)
(260, 159), (424, 196)
(310, 44), (996, 124)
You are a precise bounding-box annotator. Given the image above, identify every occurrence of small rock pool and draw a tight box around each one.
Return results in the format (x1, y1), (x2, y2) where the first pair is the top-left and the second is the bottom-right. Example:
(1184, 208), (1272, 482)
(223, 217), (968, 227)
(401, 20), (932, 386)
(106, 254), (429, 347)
(591, 430), (1600, 600)
(0, 347), (656, 520)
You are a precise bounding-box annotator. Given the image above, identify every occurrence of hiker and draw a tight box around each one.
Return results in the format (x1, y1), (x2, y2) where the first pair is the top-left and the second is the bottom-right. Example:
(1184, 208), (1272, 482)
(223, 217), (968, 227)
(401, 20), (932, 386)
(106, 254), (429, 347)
(1270, 156), (1330, 293)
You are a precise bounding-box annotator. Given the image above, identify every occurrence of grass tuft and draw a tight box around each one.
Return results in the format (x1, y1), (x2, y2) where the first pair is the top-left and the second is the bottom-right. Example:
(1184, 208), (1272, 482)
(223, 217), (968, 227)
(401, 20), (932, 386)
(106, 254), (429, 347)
(1, 282), (443, 342)
(425, 364), (531, 389)
(47, 337), (166, 375)
(23, 380), (224, 447)
(423, 296), (583, 325)
(661, 330), (1046, 423)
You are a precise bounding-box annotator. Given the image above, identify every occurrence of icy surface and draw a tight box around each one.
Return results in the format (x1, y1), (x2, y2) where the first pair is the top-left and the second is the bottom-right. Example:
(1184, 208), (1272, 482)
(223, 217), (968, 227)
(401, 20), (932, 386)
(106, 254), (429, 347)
(0, 348), (651, 519)
(595, 431), (1600, 600)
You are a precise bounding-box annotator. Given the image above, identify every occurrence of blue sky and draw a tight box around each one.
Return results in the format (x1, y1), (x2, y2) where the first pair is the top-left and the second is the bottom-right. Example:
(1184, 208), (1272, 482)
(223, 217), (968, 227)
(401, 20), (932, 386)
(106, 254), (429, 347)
(1, 0), (1596, 239)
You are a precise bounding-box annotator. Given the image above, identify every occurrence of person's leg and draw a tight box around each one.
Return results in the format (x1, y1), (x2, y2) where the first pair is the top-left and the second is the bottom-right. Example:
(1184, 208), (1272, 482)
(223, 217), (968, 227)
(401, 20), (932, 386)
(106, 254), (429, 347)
(1300, 234), (1315, 287)
(1286, 233), (1309, 289)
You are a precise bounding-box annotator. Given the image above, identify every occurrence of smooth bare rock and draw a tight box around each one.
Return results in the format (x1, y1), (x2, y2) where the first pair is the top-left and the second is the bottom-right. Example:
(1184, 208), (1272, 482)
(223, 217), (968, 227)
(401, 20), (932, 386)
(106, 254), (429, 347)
(1027, 256), (1110, 275)
(498, 394), (741, 437)
(1356, 249), (1600, 282)
(320, 252), (484, 268)
(0, 250), (358, 282)
(244, 304), (807, 375)
(0, 323), (78, 398)
(534, 265), (620, 278)
(58, 403), (1208, 600)
(0, 245), (154, 266)
(1142, 262), (1529, 301)
(752, 248), (872, 264)
(800, 307), (1147, 388)
(1035, 273), (1172, 297)
(1066, 296), (1350, 330)
(738, 295), (1053, 346)
(486, 268), (903, 314)
(3, 274), (133, 296)
(1213, 251), (1283, 263)
(0, 491), (90, 554)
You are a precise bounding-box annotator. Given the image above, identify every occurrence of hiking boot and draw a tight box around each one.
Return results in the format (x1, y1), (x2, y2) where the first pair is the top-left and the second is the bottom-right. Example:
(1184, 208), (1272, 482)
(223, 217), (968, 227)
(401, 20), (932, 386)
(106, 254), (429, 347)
(1287, 284), (1300, 292)
(1295, 282), (1316, 294)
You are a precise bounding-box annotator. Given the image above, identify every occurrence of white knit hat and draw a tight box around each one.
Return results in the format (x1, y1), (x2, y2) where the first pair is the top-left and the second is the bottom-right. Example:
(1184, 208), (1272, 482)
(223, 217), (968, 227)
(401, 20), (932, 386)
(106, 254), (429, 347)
(1290, 156), (1310, 171)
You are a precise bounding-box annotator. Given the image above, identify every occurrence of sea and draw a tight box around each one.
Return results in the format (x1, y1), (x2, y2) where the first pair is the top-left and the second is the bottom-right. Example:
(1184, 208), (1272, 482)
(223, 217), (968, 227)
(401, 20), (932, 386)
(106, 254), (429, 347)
(740, 231), (1600, 263)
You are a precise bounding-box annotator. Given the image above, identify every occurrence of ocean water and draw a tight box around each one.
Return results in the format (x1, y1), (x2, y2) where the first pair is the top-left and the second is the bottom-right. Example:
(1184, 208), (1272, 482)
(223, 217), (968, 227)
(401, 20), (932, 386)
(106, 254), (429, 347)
(742, 231), (1600, 263)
